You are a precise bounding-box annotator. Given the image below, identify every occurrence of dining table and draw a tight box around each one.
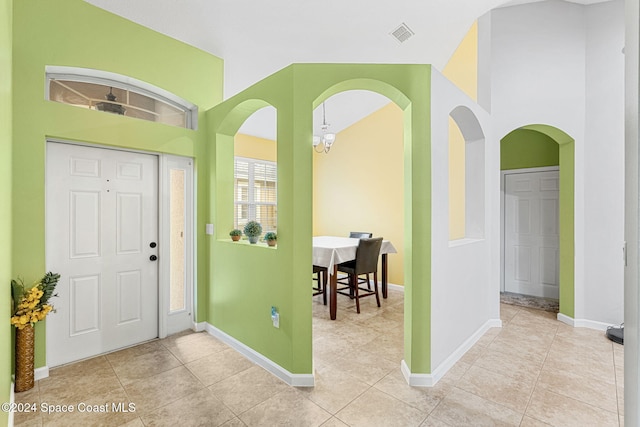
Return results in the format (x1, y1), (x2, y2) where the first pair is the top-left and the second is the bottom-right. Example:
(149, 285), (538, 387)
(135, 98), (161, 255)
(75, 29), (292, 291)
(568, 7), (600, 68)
(312, 236), (398, 320)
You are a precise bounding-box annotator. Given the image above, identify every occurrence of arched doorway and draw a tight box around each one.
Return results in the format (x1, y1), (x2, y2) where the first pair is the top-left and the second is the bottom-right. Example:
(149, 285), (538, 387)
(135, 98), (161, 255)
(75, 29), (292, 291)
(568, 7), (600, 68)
(500, 124), (575, 319)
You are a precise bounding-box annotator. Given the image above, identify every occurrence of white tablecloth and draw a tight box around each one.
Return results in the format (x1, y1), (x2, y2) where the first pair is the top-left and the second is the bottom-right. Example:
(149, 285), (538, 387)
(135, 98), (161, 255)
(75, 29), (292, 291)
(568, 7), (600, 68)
(312, 236), (397, 275)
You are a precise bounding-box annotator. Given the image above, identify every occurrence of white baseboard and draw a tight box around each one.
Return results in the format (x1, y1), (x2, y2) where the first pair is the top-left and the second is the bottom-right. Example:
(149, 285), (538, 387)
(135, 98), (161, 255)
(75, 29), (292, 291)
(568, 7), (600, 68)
(401, 318), (502, 387)
(205, 323), (315, 387)
(557, 313), (612, 331)
(366, 281), (404, 293)
(386, 283), (404, 292)
(8, 381), (14, 427)
(34, 366), (49, 381)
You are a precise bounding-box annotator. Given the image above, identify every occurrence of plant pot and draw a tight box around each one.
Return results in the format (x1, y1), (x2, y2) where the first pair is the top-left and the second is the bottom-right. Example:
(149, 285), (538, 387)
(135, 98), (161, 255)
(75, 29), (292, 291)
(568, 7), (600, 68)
(248, 236), (259, 244)
(267, 240), (277, 247)
(15, 325), (35, 392)
(231, 235), (241, 241)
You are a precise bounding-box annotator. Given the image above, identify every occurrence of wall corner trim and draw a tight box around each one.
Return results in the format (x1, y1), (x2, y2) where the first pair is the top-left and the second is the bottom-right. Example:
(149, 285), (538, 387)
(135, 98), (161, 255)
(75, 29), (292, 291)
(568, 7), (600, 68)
(557, 313), (575, 327)
(193, 321), (207, 332)
(402, 318), (502, 387)
(205, 323), (315, 387)
(401, 360), (435, 386)
(557, 313), (613, 331)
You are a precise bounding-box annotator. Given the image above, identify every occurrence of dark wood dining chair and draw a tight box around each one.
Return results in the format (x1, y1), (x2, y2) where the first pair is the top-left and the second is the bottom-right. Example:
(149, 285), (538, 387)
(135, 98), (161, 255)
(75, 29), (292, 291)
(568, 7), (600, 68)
(349, 231), (372, 239)
(343, 231), (373, 289)
(312, 265), (327, 305)
(336, 237), (383, 313)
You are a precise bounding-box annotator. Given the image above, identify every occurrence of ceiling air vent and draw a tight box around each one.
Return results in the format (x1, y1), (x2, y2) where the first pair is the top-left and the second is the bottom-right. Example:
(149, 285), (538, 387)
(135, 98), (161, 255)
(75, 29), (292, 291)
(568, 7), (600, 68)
(390, 22), (414, 43)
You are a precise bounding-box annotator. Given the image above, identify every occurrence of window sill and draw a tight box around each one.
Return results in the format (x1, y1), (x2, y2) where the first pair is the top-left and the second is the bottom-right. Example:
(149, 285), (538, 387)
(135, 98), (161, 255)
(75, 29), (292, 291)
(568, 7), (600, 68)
(220, 239), (277, 249)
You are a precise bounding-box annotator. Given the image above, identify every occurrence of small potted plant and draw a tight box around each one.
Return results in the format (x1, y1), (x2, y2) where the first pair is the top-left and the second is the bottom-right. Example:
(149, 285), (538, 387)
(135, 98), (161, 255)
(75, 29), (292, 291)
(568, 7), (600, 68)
(229, 229), (242, 242)
(243, 220), (262, 244)
(264, 231), (277, 247)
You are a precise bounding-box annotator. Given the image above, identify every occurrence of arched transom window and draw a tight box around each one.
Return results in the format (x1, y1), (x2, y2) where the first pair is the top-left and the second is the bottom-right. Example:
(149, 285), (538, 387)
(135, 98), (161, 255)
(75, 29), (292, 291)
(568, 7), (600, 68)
(45, 66), (198, 129)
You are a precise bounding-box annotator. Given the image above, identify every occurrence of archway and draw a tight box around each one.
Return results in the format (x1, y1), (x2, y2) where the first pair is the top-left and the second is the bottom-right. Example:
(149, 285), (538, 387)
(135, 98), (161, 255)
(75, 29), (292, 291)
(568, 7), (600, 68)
(500, 124), (575, 319)
(208, 65), (433, 385)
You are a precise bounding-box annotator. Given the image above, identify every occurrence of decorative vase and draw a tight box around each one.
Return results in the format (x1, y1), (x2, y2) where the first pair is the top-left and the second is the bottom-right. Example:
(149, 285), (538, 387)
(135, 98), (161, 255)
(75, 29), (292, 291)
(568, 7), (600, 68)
(15, 325), (35, 392)
(267, 240), (277, 247)
(231, 235), (241, 241)
(248, 235), (259, 244)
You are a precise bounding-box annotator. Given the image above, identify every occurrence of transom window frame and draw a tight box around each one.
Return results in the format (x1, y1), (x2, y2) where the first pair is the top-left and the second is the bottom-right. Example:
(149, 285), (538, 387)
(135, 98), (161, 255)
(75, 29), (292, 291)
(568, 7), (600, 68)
(234, 156), (277, 234)
(45, 66), (198, 130)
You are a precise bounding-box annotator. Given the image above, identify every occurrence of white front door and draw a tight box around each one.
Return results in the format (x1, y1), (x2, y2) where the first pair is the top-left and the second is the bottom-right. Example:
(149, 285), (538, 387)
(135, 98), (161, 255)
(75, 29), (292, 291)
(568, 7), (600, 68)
(46, 142), (159, 367)
(504, 169), (560, 299)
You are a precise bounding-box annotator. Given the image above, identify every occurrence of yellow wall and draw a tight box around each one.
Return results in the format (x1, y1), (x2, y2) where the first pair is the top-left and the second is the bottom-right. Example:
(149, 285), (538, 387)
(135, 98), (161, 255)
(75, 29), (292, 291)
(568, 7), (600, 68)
(449, 118), (465, 239)
(313, 102), (405, 285)
(235, 133), (277, 161)
(443, 21), (478, 101)
(443, 21), (478, 239)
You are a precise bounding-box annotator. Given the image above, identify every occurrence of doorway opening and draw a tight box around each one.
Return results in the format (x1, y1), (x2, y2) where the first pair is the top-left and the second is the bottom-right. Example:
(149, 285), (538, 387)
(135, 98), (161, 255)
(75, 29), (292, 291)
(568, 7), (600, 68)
(499, 125), (575, 318)
(311, 90), (406, 383)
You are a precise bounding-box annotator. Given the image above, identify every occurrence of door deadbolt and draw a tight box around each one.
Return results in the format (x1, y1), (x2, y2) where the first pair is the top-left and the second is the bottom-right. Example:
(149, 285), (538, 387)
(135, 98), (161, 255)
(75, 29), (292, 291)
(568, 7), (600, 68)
(149, 255), (158, 261)
(149, 242), (157, 248)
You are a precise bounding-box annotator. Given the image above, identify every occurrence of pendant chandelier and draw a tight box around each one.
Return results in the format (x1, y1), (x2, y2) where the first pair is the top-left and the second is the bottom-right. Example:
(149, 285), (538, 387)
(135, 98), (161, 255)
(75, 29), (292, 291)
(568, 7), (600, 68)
(95, 87), (126, 115)
(313, 102), (336, 154)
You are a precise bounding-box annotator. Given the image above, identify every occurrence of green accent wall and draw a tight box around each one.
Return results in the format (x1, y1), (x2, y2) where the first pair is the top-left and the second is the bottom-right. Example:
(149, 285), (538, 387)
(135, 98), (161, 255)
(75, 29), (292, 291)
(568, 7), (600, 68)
(558, 142), (575, 317)
(207, 65), (433, 375)
(12, 0), (223, 368)
(503, 125), (575, 318)
(501, 129), (559, 170)
(1, 0), (12, 422)
(6, 0), (447, 384)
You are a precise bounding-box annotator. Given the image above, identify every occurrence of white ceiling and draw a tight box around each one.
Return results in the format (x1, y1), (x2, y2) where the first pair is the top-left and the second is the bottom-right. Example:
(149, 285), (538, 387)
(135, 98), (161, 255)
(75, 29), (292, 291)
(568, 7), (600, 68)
(84, 0), (610, 139)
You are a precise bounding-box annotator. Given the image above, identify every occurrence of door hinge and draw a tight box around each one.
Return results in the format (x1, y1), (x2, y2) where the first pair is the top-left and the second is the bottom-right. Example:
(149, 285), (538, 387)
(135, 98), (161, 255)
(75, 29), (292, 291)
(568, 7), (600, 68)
(623, 241), (628, 267)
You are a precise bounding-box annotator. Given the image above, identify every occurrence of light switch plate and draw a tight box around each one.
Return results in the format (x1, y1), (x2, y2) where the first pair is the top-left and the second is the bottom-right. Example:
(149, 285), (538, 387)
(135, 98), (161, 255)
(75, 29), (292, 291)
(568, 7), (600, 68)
(271, 306), (279, 328)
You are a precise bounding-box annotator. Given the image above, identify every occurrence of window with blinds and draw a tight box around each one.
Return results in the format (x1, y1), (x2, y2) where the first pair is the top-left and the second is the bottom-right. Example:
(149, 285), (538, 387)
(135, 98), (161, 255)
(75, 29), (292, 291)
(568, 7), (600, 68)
(234, 157), (277, 233)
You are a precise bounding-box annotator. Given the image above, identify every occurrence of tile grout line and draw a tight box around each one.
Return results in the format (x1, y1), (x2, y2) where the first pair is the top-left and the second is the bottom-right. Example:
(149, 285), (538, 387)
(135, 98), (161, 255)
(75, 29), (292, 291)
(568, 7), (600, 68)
(312, 293), (405, 425)
(538, 333), (621, 415)
(611, 340), (623, 426)
(103, 355), (147, 426)
(518, 318), (557, 427)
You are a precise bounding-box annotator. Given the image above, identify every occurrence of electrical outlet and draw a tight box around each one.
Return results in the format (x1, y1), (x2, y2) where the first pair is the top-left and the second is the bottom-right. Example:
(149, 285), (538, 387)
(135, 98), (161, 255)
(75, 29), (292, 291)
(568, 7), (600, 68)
(271, 306), (280, 328)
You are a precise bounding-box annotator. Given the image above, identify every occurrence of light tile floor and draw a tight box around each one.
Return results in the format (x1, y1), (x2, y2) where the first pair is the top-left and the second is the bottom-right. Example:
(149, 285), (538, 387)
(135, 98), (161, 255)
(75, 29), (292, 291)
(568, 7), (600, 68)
(13, 289), (624, 426)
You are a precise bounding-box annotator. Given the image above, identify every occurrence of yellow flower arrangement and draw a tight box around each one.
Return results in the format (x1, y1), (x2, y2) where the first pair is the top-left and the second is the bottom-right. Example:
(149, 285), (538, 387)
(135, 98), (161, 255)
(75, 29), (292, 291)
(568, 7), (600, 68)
(10, 272), (59, 330)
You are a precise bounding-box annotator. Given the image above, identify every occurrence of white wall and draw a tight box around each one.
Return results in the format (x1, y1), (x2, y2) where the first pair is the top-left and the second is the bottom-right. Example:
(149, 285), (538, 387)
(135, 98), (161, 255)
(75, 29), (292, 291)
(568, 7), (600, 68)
(584, 0), (625, 324)
(486, 0), (624, 324)
(430, 69), (499, 372)
(624, 0), (640, 422)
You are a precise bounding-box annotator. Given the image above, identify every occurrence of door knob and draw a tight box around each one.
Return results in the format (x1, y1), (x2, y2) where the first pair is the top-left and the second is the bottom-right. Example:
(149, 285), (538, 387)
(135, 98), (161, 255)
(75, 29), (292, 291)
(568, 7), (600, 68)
(150, 255), (158, 261)
(149, 242), (157, 248)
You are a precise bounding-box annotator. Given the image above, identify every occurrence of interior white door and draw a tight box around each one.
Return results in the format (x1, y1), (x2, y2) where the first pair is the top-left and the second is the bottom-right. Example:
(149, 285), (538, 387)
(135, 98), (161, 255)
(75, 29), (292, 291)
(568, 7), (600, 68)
(504, 170), (560, 299)
(46, 142), (159, 367)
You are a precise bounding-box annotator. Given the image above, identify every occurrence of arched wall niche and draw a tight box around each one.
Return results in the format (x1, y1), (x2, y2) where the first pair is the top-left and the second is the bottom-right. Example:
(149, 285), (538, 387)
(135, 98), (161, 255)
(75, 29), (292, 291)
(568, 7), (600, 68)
(449, 105), (486, 239)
